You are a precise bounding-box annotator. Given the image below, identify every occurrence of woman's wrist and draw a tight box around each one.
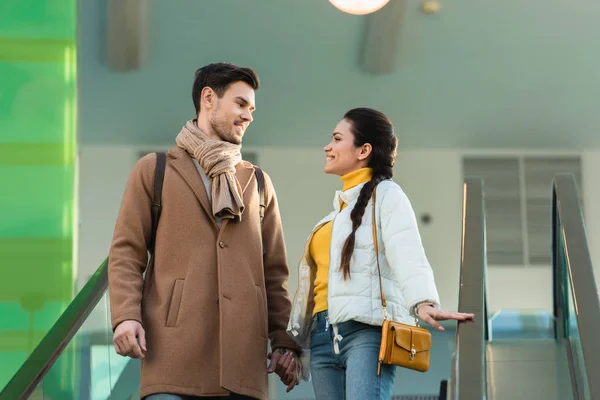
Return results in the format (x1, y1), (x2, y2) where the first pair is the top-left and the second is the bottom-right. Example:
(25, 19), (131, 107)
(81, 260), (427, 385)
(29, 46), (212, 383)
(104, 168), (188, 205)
(414, 301), (436, 316)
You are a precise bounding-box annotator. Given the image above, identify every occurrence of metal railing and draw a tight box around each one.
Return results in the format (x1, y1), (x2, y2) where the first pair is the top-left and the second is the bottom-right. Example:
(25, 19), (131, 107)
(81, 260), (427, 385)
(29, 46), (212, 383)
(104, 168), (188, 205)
(552, 174), (600, 399)
(449, 177), (488, 400)
(0, 258), (109, 400)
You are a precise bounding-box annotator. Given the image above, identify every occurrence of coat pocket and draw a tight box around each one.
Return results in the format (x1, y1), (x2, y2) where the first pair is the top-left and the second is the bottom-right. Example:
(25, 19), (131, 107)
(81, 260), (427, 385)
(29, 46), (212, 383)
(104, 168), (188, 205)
(255, 285), (268, 339)
(166, 279), (185, 327)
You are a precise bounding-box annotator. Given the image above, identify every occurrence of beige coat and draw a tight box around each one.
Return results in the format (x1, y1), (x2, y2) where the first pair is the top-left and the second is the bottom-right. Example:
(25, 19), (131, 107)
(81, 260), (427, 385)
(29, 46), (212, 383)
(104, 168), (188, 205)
(108, 147), (300, 399)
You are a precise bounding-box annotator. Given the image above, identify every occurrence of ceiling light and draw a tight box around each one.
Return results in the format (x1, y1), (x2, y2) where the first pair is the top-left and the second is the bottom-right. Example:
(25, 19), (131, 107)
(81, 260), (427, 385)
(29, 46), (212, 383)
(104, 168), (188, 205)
(329, 0), (390, 15)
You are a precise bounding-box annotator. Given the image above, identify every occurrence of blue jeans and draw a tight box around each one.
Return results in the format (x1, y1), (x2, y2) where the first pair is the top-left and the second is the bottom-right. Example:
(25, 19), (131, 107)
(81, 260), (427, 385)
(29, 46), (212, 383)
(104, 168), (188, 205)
(310, 311), (396, 400)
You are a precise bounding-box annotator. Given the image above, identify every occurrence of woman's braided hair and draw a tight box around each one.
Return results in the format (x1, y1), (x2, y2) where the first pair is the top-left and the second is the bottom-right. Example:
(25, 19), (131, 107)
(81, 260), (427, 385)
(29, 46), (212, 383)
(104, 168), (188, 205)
(339, 108), (398, 280)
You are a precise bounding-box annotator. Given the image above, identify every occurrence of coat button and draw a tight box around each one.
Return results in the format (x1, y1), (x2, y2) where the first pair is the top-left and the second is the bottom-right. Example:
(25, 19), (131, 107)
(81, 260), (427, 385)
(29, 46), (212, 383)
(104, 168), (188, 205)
(219, 241), (225, 248)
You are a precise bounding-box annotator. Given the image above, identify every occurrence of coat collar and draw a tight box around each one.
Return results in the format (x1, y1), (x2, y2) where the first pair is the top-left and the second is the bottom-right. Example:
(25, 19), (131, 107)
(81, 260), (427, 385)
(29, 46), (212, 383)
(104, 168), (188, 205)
(333, 182), (367, 212)
(167, 146), (255, 229)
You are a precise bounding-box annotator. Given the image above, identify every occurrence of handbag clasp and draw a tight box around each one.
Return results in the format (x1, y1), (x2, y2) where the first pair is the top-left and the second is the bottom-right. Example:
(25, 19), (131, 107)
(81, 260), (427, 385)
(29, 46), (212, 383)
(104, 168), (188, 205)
(382, 306), (389, 320)
(410, 346), (416, 360)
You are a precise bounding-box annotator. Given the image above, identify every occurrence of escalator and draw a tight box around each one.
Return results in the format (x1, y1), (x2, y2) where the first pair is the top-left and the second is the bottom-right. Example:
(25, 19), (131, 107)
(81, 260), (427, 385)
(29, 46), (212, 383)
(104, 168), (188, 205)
(0, 258), (140, 400)
(1, 174), (599, 399)
(448, 175), (600, 400)
(0, 254), (451, 400)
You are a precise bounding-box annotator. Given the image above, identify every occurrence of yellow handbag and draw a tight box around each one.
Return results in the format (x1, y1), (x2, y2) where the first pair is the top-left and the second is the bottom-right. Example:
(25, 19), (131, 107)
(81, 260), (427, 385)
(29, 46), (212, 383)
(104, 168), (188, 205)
(371, 188), (432, 375)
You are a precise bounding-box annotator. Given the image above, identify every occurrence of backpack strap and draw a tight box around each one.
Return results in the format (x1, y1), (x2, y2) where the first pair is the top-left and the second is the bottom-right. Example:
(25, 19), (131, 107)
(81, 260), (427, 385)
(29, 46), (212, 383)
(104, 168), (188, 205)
(254, 166), (266, 224)
(149, 152), (166, 254)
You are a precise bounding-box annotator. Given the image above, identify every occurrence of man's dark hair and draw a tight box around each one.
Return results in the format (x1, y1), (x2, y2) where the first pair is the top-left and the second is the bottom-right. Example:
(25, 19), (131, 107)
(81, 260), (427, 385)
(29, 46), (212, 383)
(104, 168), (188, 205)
(192, 63), (260, 114)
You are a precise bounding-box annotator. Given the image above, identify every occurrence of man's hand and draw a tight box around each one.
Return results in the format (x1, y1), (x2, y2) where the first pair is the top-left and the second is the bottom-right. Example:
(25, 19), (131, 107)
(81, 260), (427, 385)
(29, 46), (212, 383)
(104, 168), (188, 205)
(113, 320), (147, 359)
(268, 348), (299, 392)
(417, 305), (475, 332)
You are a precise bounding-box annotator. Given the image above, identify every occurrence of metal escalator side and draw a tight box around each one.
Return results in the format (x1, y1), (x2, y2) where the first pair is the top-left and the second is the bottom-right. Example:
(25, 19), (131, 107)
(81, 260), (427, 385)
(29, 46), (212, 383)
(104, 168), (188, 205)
(551, 174), (600, 399)
(449, 174), (600, 400)
(448, 177), (489, 400)
(0, 259), (109, 400)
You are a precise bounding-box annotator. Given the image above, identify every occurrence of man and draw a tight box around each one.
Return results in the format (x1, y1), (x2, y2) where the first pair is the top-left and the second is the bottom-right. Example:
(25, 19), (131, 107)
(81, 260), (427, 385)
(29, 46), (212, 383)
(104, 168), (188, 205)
(108, 63), (300, 400)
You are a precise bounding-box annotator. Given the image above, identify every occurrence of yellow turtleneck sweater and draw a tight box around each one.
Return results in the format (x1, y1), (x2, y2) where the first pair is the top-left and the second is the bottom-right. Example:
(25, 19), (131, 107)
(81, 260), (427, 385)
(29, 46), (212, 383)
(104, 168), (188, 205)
(311, 168), (374, 315)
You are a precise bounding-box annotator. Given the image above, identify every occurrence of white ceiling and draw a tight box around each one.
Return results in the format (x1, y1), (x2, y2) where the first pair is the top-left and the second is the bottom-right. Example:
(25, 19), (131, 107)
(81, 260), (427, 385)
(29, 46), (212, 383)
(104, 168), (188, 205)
(78, 0), (600, 148)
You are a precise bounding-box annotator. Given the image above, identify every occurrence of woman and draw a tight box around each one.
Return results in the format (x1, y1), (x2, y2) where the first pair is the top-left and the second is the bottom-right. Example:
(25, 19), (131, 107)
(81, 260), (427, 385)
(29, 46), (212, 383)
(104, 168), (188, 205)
(286, 108), (474, 400)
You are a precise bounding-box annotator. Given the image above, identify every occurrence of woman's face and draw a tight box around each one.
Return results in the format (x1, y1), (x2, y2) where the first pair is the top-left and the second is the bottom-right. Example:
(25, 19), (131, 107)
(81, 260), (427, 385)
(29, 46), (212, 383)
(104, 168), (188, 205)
(324, 119), (370, 176)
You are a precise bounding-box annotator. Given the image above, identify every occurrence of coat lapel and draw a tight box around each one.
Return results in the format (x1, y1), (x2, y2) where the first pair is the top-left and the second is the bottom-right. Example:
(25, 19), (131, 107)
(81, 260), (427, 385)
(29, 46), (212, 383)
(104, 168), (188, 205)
(236, 161), (255, 196)
(168, 147), (218, 230)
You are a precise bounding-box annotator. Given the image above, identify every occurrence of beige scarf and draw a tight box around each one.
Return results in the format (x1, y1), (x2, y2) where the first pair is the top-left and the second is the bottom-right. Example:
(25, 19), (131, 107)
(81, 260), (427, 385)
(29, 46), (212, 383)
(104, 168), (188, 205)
(176, 120), (245, 221)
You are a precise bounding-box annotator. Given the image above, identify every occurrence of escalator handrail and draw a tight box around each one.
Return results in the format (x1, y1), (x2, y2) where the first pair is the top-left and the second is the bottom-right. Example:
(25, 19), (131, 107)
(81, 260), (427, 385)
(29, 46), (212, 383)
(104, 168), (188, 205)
(449, 178), (488, 400)
(552, 174), (600, 399)
(0, 258), (109, 400)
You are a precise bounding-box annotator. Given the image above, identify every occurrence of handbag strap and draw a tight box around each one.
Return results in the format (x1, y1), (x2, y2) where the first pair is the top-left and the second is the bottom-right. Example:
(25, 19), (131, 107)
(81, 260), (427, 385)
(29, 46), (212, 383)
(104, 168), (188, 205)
(371, 186), (419, 326)
(371, 187), (389, 320)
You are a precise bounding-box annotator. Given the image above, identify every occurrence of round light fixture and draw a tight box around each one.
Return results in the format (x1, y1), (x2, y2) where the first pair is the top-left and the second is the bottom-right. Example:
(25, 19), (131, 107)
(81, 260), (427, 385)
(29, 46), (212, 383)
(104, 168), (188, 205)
(329, 0), (391, 15)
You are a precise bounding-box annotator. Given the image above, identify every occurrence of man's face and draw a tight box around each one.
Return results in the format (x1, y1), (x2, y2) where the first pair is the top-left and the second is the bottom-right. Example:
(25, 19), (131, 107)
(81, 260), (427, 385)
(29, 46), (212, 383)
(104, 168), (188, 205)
(209, 81), (256, 145)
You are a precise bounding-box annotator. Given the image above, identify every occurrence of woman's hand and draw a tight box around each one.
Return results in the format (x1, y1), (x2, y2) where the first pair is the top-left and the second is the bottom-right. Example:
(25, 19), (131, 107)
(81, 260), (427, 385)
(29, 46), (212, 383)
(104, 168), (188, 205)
(268, 348), (300, 392)
(417, 305), (474, 332)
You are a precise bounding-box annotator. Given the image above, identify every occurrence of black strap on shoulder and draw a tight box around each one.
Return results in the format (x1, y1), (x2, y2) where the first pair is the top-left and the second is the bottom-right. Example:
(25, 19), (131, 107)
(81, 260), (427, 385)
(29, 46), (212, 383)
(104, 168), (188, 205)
(254, 167), (266, 224)
(149, 152), (167, 253)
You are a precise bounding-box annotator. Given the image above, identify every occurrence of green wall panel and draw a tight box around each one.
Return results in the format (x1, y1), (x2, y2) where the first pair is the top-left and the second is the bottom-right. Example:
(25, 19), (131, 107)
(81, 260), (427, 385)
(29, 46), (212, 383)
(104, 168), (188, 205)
(0, 0), (77, 394)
